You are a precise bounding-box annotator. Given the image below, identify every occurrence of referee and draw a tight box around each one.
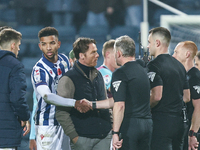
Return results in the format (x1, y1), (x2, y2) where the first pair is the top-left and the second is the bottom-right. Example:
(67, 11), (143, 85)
(111, 35), (153, 150)
(173, 41), (200, 150)
(147, 27), (190, 150)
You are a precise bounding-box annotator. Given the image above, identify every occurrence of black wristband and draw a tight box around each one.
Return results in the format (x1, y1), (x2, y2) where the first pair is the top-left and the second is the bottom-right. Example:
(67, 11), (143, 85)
(92, 102), (96, 109)
(112, 130), (119, 135)
(188, 130), (197, 137)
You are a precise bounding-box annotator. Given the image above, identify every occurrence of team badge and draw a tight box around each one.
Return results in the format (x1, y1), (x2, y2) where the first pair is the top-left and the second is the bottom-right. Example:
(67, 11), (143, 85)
(193, 85), (200, 94)
(147, 72), (156, 82)
(61, 60), (68, 69)
(49, 70), (53, 74)
(112, 80), (122, 92)
(104, 75), (111, 86)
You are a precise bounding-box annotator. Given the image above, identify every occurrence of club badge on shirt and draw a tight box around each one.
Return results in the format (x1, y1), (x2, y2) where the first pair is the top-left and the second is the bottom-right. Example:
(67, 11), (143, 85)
(61, 60), (68, 69)
(49, 70), (53, 75)
(104, 74), (111, 86)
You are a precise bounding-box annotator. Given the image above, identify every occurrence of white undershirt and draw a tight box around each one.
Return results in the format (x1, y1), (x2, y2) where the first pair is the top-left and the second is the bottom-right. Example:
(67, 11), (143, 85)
(37, 85), (76, 107)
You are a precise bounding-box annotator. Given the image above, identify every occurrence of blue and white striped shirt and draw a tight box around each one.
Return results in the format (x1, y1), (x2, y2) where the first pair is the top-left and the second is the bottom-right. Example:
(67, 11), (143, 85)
(31, 53), (70, 126)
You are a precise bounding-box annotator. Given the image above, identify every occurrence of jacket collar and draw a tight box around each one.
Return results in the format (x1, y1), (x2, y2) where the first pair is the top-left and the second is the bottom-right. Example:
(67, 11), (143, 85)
(0, 50), (16, 59)
(74, 61), (98, 81)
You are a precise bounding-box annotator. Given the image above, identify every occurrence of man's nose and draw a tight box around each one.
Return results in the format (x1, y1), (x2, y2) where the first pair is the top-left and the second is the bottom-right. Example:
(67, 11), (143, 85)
(47, 44), (51, 50)
(96, 52), (99, 58)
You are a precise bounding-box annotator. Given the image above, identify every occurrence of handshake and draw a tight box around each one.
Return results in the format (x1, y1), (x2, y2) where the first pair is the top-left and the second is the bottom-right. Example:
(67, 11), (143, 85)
(43, 93), (94, 113)
(74, 99), (93, 113)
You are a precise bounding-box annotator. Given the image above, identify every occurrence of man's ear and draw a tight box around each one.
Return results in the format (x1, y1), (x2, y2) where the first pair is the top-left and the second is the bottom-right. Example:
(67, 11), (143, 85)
(79, 53), (85, 60)
(186, 50), (191, 58)
(38, 43), (42, 51)
(156, 39), (161, 47)
(58, 41), (61, 48)
(105, 51), (110, 58)
(10, 42), (15, 51)
(117, 50), (120, 58)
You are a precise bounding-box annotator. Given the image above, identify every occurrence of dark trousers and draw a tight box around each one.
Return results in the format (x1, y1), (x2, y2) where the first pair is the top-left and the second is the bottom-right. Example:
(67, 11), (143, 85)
(151, 113), (185, 150)
(120, 118), (153, 150)
(183, 121), (189, 150)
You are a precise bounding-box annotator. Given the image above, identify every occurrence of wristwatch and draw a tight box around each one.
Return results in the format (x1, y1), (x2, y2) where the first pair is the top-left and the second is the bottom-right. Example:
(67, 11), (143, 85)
(188, 130), (198, 137)
(112, 130), (119, 135)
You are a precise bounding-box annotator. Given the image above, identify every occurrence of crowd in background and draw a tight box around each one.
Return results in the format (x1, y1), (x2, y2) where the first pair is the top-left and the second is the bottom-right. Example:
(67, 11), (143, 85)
(1, 0), (142, 30)
(0, 0), (199, 30)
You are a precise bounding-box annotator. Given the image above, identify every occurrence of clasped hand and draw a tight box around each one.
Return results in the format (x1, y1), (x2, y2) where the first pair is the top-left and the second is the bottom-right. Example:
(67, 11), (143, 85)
(74, 99), (92, 113)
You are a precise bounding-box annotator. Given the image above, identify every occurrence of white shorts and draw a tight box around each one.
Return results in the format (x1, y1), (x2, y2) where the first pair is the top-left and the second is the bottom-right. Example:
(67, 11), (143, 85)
(35, 125), (71, 150)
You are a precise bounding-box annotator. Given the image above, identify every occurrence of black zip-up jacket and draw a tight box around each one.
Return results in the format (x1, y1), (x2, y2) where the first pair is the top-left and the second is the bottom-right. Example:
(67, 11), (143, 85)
(56, 61), (111, 140)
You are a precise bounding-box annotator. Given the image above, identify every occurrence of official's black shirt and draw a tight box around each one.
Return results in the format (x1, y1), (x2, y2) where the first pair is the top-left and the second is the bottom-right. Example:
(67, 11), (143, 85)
(147, 54), (189, 114)
(187, 67), (200, 121)
(111, 61), (151, 119)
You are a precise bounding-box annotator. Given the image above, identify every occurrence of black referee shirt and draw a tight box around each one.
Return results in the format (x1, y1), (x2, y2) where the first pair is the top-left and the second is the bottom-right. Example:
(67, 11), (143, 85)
(111, 61), (151, 119)
(187, 67), (200, 121)
(147, 54), (189, 114)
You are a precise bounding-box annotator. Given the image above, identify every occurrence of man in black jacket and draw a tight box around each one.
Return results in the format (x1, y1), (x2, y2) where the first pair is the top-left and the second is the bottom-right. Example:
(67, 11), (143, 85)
(56, 37), (111, 150)
(0, 28), (30, 149)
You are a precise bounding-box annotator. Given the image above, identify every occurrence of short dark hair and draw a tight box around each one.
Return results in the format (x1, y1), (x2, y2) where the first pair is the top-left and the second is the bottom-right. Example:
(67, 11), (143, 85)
(0, 28), (22, 48)
(0, 26), (12, 32)
(73, 37), (96, 59)
(115, 35), (135, 57)
(102, 39), (115, 57)
(149, 27), (171, 47)
(38, 27), (59, 39)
